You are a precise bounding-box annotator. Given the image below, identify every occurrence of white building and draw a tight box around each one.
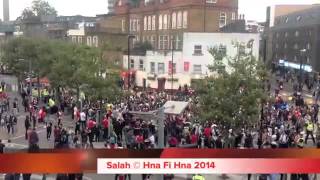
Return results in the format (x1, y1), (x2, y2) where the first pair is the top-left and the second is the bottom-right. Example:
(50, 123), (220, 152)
(124, 32), (260, 90)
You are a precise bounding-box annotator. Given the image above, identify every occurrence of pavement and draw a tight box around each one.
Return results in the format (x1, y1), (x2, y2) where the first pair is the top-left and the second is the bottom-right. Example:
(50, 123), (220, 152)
(0, 74), (317, 180)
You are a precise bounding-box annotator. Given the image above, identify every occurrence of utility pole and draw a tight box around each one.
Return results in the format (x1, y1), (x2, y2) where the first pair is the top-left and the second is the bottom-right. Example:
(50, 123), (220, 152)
(300, 49), (306, 93)
(171, 37), (175, 100)
(127, 35), (135, 90)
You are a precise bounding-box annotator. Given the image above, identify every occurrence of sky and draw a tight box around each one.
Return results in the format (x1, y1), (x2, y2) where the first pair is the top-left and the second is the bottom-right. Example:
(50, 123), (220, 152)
(3, 0), (320, 22)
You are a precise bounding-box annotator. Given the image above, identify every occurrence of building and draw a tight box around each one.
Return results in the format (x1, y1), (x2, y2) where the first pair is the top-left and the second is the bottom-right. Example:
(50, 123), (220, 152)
(124, 32), (260, 89)
(3, 0), (9, 22)
(67, 19), (128, 67)
(104, 0), (238, 51)
(108, 0), (116, 14)
(266, 5), (314, 28)
(267, 5), (320, 72)
(18, 15), (98, 39)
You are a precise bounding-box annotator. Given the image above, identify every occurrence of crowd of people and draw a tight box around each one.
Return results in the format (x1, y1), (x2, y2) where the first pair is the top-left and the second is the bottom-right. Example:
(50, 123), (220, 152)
(1, 67), (320, 180)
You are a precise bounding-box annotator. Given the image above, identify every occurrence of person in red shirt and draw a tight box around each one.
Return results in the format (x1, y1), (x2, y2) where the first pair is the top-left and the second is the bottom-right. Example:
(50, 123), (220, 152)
(87, 119), (96, 130)
(204, 126), (212, 138)
(190, 133), (198, 144)
(135, 134), (144, 149)
(169, 136), (178, 147)
(102, 116), (109, 140)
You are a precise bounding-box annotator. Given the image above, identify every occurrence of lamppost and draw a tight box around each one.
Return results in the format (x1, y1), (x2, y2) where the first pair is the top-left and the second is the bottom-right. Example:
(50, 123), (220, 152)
(127, 35), (136, 90)
(299, 49), (306, 92)
(171, 36), (175, 99)
(19, 59), (32, 118)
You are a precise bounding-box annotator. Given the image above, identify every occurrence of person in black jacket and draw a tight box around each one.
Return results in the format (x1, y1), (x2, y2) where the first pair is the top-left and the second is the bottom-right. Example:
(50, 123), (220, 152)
(24, 116), (30, 140)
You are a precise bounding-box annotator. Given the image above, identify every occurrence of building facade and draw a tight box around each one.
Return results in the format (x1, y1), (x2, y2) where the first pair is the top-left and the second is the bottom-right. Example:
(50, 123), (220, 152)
(104, 0), (238, 51)
(268, 5), (320, 72)
(124, 32), (260, 89)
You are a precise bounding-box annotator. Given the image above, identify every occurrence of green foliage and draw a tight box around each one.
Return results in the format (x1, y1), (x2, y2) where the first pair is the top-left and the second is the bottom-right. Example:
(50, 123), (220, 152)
(1, 37), (122, 103)
(18, 0), (57, 21)
(196, 41), (268, 129)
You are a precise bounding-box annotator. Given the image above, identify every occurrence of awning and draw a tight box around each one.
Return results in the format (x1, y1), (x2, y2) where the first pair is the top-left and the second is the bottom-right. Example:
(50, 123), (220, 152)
(25, 77), (50, 85)
(162, 101), (189, 115)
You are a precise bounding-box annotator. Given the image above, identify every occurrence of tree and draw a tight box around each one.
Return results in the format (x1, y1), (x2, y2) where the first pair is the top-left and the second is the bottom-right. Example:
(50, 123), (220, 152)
(196, 41), (268, 130)
(18, 0), (57, 21)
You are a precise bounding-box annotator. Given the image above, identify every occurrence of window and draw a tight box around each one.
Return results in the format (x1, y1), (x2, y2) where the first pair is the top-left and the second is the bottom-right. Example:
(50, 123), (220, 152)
(183, 11), (188, 28)
(118, 0), (122, 6)
(152, 15), (156, 30)
(86, 36), (92, 46)
(296, 16), (302, 21)
(129, 19), (133, 31)
(284, 43), (287, 49)
(92, 36), (98, 47)
(169, 62), (176, 74)
(306, 57), (310, 64)
(72, 36), (77, 43)
(151, 35), (156, 48)
(276, 43), (279, 49)
(193, 45), (202, 55)
(285, 32), (288, 37)
(175, 35), (182, 50)
(137, 19), (140, 31)
(276, 33), (279, 38)
(219, 12), (227, 28)
(219, 45), (227, 55)
(206, 0), (217, 3)
(232, 12), (236, 20)
(307, 43), (311, 50)
(163, 14), (168, 29)
(144, 16), (147, 30)
(285, 17), (289, 23)
(295, 31), (299, 37)
(159, 14), (163, 30)
(172, 12), (176, 29)
(148, 16), (152, 30)
(159, 35), (169, 49)
(158, 63), (165, 74)
(163, 35), (169, 49)
(177, 11), (182, 29)
(150, 62), (155, 73)
(133, 19), (137, 31)
(130, 59), (134, 69)
(122, 19), (126, 32)
(139, 59), (144, 71)
(294, 56), (297, 62)
(193, 65), (202, 74)
(294, 43), (298, 49)
(78, 36), (82, 43)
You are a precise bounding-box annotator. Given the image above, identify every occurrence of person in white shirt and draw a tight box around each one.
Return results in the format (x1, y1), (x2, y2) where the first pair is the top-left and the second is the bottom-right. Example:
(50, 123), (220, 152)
(80, 111), (86, 130)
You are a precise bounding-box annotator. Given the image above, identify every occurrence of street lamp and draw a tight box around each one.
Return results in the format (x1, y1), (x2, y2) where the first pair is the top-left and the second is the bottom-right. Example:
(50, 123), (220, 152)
(299, 49), (306, 92)
(171, 36), (175, 100)
(127, 35), (136, 90)
(19, 58), (32, 119)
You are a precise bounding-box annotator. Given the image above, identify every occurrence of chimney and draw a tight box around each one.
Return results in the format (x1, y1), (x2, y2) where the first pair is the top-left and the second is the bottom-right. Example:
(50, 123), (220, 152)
(108, 0), (115, 14)
(3, 0), (9, 22)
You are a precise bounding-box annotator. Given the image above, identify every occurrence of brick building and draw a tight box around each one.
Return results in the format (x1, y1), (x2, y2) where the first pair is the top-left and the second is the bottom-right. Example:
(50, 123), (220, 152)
(102, 0), (238, 50)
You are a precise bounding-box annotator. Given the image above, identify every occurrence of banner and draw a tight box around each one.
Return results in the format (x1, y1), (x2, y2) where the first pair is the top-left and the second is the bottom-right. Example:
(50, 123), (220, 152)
(184, 62), (190, 72)
(1, 149), (320, 173)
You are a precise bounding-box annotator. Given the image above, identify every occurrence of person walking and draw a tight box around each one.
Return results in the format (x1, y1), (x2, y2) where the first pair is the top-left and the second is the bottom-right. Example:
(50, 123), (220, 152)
(28, 128), (39, 146)
(0, 139), (5, 154)
(46, 122), (52, 140)
(24, 116), (31, 140)
(305, 120), (316, 145)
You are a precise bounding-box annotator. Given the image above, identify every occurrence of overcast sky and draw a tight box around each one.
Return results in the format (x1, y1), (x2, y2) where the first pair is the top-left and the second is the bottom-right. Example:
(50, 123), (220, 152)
(4, 0), (320, 22)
